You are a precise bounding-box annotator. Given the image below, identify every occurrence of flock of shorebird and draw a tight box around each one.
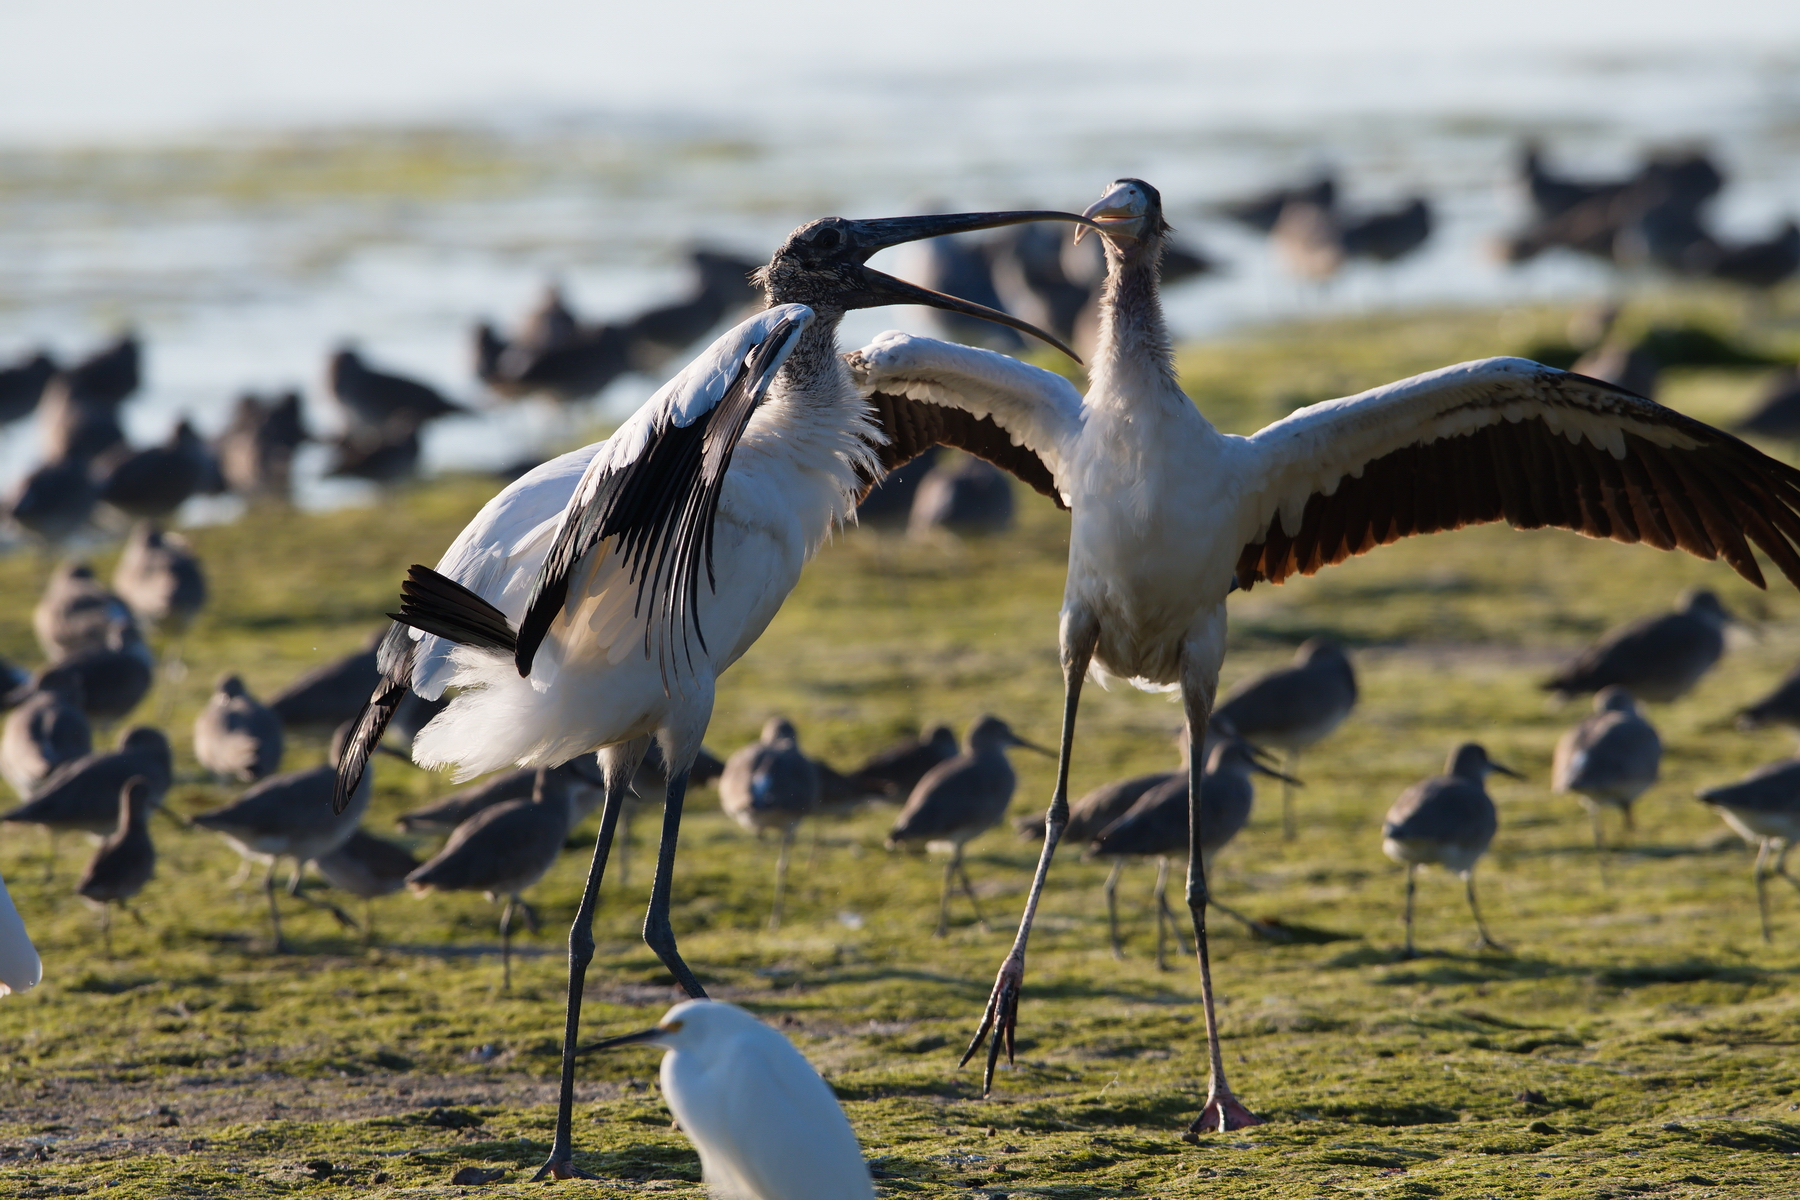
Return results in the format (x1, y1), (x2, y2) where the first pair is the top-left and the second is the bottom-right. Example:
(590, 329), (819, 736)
(3, 171), (1800, 1193)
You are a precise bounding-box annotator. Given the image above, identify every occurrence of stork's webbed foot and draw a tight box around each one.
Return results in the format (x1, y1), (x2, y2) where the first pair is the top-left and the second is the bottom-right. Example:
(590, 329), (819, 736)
(532, 1152), (599, 1182)
(1182, 1086), (1265, 1140)
(960, 952), (1025, 1094)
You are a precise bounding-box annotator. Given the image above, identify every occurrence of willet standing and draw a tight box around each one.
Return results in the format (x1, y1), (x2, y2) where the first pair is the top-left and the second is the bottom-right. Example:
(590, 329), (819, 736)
(313, 829), (419, 944)
(886, 716), (1049, 937)
(193, 674), (284, 782)
(1, 674), (91, 797)
(1544, 590), (1737, 702)
(1381, 743), (1521, 958)
(75, 776), (156, 956)
(1552, 686), (1661, 867)
(719, 717), (819, 930)
(33, 561), (133, 661)
(1697, 760), (1800, 941)
(1215, 638), (1357, 839)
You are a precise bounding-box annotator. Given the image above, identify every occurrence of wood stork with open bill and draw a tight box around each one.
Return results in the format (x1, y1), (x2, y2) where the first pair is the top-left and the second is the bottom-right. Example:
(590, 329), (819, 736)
(331, 204), (1095, 1181)
(845, 178), (1800, 1137)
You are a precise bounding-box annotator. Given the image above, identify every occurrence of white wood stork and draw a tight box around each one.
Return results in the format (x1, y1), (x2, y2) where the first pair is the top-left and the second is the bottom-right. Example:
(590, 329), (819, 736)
(331, 204), (1094, 1181)
(845, 178), (1800, 1137)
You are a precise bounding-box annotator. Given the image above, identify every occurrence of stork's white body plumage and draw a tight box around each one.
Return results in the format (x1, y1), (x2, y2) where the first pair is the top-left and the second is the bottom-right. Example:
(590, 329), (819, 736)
(402, 306), (875, 780)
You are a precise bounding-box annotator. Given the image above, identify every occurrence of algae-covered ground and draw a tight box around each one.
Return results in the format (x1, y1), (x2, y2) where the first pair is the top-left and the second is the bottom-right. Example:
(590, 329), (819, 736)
(3, 297), (1800, 1198)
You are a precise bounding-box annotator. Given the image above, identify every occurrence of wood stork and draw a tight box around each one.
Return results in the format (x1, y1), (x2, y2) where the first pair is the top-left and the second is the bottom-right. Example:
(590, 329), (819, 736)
(331, 204), (1093, 1181)
(845, 178), (1800, 1136)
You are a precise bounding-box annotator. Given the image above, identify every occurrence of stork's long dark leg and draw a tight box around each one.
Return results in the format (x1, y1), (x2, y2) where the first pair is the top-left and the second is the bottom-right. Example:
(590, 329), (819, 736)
(1466, 870), (1506, 953)
(1178, 660), (1263, 1138)
(536, 741), (644, 1183)
(962, 611), (1099, 1092)
(1104, 859), (1126, 960)
(643, 768), (706, 999)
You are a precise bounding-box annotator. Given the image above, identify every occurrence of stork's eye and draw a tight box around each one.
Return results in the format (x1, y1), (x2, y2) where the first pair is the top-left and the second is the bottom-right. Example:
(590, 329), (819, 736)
(811, 226), (842, 249)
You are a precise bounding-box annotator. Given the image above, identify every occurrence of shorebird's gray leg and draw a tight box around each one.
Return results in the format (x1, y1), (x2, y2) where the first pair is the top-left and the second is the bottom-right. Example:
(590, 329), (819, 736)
(1104, 858), (1126, 960)
(1466, 870), (1507, 953)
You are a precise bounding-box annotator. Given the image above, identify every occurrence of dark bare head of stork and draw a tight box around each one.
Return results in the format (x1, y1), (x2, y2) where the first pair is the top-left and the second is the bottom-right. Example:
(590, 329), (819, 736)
(1074, 178), (1171, 264)
(756, 210), (1097, 360)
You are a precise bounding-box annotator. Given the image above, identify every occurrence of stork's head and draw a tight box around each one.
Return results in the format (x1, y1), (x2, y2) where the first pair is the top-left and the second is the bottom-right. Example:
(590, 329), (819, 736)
(1074, 178), (1170, 259)
(757, 209), (1099, 360)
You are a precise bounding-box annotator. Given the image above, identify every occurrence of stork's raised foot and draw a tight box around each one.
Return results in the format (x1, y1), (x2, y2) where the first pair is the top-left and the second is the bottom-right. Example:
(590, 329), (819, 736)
(959, 952), (1025, 1094)
(532, 1155), (599, 1182)
(1181, 1090), (1265, 1140)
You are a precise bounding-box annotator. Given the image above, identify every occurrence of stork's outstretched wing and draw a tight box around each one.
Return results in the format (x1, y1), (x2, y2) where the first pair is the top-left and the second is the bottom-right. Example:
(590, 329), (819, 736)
(515, 304), (813, 679)
(1233, 357), (1800, 589)
(844, 332), (1082, 507)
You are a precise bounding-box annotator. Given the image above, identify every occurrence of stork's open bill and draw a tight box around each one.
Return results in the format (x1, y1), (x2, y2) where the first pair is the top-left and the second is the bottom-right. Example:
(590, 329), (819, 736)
(846, 177), (1800, 1136)
(331, 203), (1099, 1181)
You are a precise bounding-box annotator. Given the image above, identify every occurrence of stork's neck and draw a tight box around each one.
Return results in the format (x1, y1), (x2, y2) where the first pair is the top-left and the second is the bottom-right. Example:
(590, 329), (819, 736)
(1088, 238), (1181, 408)
(770, 305), (851, 407)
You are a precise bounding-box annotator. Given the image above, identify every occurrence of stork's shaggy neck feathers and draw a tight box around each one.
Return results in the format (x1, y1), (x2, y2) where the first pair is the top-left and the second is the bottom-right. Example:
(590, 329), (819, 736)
(1088, 238), (1179, 405)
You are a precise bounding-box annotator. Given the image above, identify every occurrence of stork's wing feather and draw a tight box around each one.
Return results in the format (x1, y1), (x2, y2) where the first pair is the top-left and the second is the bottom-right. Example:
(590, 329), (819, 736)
(845, 331), (1081, 507)
(1234, 357), (1800, 590)
(515, 305), (813, 680)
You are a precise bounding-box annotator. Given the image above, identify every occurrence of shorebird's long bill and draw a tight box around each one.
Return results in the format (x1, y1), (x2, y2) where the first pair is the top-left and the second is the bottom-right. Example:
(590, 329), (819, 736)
(1490, 762), (1525, 780)
(1006, 733), (1056, 757)
(838, 210), (1100, 362)
(1249, 759), (1303, 787)
(576, 1023), (674, 1055)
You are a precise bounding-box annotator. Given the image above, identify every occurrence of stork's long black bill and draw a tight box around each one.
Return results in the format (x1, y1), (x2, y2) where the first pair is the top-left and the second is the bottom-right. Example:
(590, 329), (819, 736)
(842, 210), (1100, 362)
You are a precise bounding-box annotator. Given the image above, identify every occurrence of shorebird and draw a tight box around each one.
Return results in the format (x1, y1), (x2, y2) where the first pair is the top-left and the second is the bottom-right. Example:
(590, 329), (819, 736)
(848, 724), (959, 801)
(193, 674), (284, 782)
(719, 717), (819, 930)
(1703, 220), (1799, 290)
(1217, 172), (1337, 233)
(3, 725), (171, 876)
(112, 523), (207, 634)
(406, 765), (579, 988)
(1735, 662), (1800, 737)
(395, 756), (607, 836)
(1214, 638), (1357, 839)
(268, 632), (383, 736)
(1697, 761), (1800, 941)
(33, 561), (133, 661)
(9, 624), (155, 725)
(1382, 743), (1520, 959)
(7, 457), (99, 545)
(1088, 729), (1296, 966)
(334, 201), (1091, 1182)
(1, 673), (92, 797)
(1544, 590), (1737, 702)
(0, 347), (55, 425)
(1736, 367), (1800, 443)
(75, 776), (156, 956)
(312, 829), (419, 944)
(328, 347), (464, 432)
(1552, 686), (1661, 865)
(94, 419), (213, 520)
(886, 715), (1049, 937)
(214, 390), (309, 502)
(192, 724), (369, 951)
(907, 455), (1014, 536)
(846, 176), (1800, 1134)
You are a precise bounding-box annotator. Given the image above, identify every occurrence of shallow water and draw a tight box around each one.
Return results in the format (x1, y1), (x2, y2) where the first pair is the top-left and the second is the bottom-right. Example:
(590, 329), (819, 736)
(1, 47), (1796, 510)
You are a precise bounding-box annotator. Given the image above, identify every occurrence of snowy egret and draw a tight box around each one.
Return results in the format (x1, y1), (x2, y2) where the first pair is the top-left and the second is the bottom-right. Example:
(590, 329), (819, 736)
(847, 176), (1800, 1134)
(1382, 743), (1521, 958)
(333, 202), (1092, 1181)
(584, 999), (873, 1200)
(0, 869), (41, 995)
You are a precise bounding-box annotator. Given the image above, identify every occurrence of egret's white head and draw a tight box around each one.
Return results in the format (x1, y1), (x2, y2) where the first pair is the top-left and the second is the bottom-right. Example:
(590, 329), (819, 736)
(1075, 178), (1170, 254)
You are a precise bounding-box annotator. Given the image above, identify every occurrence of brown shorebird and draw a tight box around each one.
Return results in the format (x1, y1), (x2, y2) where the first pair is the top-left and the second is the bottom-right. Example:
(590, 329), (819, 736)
(3, 725), (172, 850)
(193, 674), (284, 782)
(191, 724), (370, 951)
(1552, 686), (1661, 869)
(1088, 729), (1296, 965)
(75, 777), (156, 956)
(1698, 761), (1800, 941)
(1, 674), (91, 798)
(33, 561), (133, 662)
(406, 766), (579, 988)
(886, 716), (1050, 937)
(9, 625), (156, 726)
(719, 718), (820, 930)
(908, 456), (1015, 537)
(1734, 662), (1800, 737)
(395, 756), (607, 835)
(268, 632), (383, 736)
(1382, 743), (1521, 958)
(95, 419), (213, 520)
(1543, 589), (1737, 702)
(1215, 638), (1358, 839)
(848, 725), (959, 801)
(312, 830), (419, 944)
(214, 391), (308, 502)
(112, 523), (207, 634)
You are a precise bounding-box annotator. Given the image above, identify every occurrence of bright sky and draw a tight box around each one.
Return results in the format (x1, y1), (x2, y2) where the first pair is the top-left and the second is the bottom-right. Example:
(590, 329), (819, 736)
(8, 0), (1800, 142)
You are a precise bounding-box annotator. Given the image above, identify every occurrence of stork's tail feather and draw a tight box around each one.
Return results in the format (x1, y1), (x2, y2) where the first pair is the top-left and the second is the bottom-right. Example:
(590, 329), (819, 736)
(392, 564), (519, 655)
(334, 680), (404, 814)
